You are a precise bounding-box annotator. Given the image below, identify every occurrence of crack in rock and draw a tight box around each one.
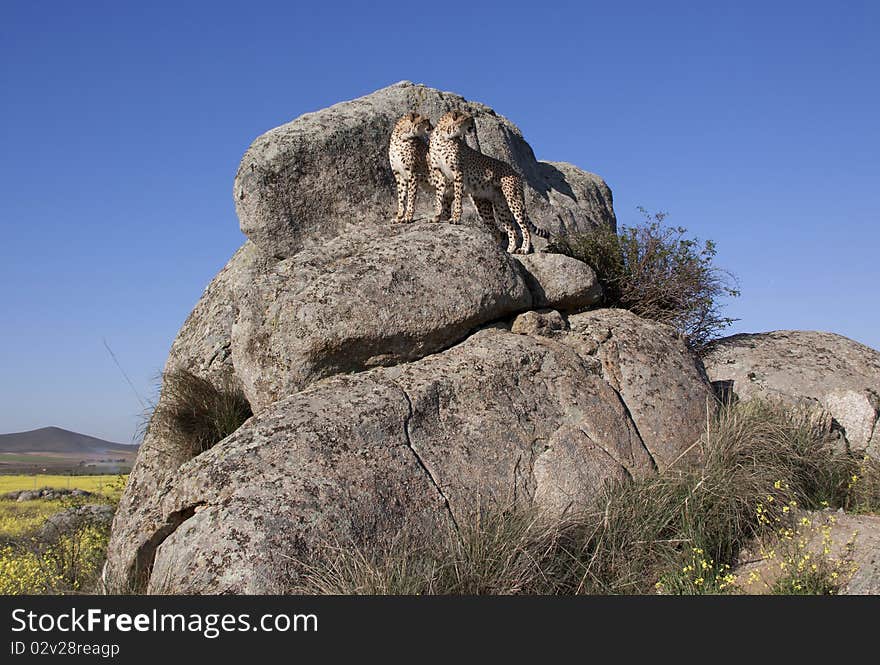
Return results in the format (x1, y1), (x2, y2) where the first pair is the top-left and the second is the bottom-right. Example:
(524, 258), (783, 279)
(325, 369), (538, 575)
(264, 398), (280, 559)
(386, 380), (461, 534)
(575, 425), (638, 480)
(534, 326), (659, 474)
(588, 326), (659, 472)
(605, 384), (659, 473)
(130, 501), (206, 593)
(510, 329), (658, 479)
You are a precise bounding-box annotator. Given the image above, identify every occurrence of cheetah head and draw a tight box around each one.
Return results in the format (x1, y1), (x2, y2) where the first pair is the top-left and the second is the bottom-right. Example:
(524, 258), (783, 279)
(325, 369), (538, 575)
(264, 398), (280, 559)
(394, 112), (433, 139)
(435, 110), (476, 140)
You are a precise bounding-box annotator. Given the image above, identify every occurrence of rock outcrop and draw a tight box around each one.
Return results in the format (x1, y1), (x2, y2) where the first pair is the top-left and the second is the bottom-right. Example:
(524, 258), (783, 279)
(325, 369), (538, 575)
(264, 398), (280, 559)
(4, 488), (93, 502)
(230, 223), (604, 411)
(104, 84), (713, 594)
(231, 223), (532, 411)
(563, 310), (714, 470)
(703, 331), (880, 459)
(512, 253), (602, 313)
(234, 81), (616, 258)
(38, 505), (115, 540)
(105, 313), (712, 594)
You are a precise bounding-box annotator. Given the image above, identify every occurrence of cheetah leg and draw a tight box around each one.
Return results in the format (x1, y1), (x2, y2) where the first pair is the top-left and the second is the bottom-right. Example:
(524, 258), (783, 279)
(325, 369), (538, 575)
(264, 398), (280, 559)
(502, 179), (532, 254)
(494, 198), (521, 253)
(403, 176), (418, 222)
(514, 218), (532, 254)
(431, 168), (447, 223)
(472, 197), (496, 233)
(441, 189), (453, 221)
(393, 173), (406, 222)
(451, 176), (464, 223)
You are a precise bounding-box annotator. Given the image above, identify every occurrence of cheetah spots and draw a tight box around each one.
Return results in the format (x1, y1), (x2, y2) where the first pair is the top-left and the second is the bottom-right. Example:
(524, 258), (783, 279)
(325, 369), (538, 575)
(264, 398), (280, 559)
(389, 113), (436, 223)
(427, 111), (547, 254)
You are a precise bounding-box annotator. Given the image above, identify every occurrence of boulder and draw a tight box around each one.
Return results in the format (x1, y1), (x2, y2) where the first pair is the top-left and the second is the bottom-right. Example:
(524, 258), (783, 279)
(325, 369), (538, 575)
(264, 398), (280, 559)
(513, 253), (602, 313)
(561, 309), (715, 470)
(230, 223), (532, 411)
(511, 309), (568, 337)
(112, 226), (609, 574)
(3, 488), (94, 502)
(104, 85), (732, 595)
(141, 374), (447, 594)
(38, 505), (115, 540)
(234, 81), (616, 258)
(703, 331), (880, 458)
(104, 313), (715, 594)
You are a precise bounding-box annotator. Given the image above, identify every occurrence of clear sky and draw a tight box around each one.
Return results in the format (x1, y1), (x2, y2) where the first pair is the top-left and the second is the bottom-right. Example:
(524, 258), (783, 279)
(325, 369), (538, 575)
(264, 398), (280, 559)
(1, 1), (878, 443)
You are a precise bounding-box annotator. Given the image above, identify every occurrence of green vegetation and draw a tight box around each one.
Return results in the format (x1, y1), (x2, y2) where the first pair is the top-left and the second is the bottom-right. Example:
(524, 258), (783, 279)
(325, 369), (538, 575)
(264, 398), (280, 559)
(548, 208), (739, 350)
(149, 369), (252, 460)
(0, 474), (126, 500)
(0, 474), (126, 594)
(0, 524), (109, 595)
(0, 453), (68, 464)
(295, 400), (879, 595)
(0, 502), (64, 540)
(765, 511), (857, 595)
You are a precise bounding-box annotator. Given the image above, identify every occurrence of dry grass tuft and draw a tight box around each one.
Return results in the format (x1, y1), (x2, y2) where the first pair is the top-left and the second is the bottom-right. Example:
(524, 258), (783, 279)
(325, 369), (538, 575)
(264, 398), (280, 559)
(294, 399), (880, 595)
(149, 369), (252, 460)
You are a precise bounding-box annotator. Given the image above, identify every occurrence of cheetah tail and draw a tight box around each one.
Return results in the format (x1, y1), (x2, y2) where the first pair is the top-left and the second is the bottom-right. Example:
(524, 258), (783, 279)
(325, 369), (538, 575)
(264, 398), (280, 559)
(526, 216), (551, 239)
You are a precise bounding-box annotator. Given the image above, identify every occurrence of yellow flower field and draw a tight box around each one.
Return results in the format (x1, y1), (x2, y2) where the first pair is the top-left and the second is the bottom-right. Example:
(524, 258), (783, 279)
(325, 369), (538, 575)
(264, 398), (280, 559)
(0, 474), (126, 594)
(0, 501), (64, 538)
(0, 474), (127, 501)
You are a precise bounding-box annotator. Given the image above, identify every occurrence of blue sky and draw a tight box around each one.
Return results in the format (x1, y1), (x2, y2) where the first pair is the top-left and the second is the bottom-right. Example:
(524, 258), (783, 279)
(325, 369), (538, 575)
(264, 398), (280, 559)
(1, 1), (878, 443)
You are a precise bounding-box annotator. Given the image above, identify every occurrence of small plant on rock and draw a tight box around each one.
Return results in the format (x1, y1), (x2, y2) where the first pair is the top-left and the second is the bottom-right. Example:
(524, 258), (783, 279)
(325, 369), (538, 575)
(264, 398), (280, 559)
(150, 369), (253, 460)
(752, 510), (859, 595)
(548, 208), (739, 350)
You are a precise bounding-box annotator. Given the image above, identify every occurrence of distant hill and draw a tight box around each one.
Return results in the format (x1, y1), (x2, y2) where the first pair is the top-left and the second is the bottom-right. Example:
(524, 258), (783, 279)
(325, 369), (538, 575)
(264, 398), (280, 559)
(0, 427), (137, 455)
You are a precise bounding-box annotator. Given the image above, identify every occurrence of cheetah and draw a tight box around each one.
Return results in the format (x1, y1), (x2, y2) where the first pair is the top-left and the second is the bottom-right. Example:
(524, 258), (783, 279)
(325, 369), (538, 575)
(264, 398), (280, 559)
(388, 112), (451, 223)
(428, 110), (550, 254)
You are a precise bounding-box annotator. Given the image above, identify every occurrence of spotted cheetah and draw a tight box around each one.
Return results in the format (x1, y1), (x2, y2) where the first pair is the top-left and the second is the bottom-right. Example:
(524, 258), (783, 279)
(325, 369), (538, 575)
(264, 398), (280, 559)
(388, 112), (450, 223)
(428, 110), (550, 253)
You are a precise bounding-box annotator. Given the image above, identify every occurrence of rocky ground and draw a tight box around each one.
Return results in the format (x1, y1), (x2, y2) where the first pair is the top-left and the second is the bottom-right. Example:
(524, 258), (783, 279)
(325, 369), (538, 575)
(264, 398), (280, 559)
(4, 488), (94, 502)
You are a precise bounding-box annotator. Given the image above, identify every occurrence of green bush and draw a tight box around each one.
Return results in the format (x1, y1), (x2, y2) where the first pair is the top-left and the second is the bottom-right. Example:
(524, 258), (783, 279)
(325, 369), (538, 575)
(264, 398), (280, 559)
(548, 208), (739, 350)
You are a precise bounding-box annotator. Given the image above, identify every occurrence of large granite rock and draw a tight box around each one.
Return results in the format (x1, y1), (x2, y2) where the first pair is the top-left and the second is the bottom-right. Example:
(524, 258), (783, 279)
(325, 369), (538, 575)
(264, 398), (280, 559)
(703, 331), (880, 459)
(111, 226), (607, 575)
(512, 253), (602, 313)
(230, 223), (532, 411)
(104, 85), (732, 595)
(230, 223), (610, 411)
(562, 309), (715, 470)
(104, 313), (713, 593)
(234, 81), (616, 258)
